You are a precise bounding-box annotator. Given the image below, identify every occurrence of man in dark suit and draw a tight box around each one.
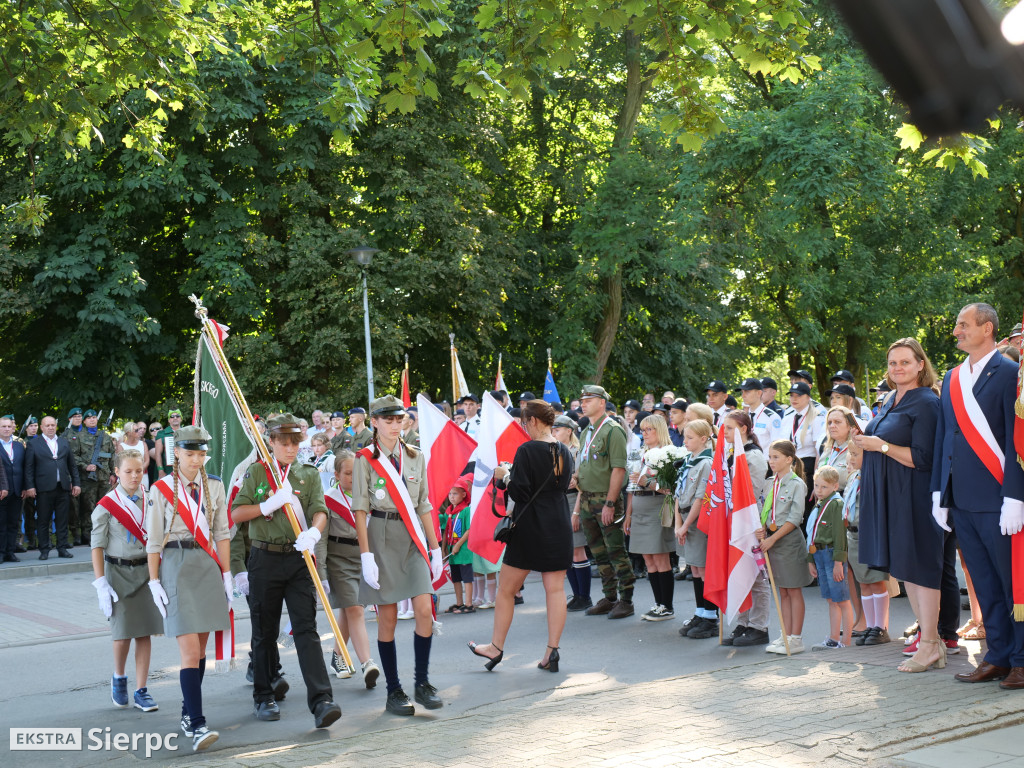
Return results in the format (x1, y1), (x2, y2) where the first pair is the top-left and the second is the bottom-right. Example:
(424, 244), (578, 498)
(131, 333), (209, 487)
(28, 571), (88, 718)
(24, 416), (81, 559)
(0, 415), (26, 562)
(932, 302), (1024, 688)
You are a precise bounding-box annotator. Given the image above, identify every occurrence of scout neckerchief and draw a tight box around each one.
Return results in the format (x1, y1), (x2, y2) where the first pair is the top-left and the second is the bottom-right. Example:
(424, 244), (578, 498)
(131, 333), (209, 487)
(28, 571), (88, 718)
(675, 447), (713, 498)
(259, 459), (307, 532)
(825, 442), (848, 467)
(357, 445), (429, 565)
(806, 491), (842, 553)
(153, 473), (220, 565)
(760, 470), (796, 529)
(97, 486), (148, 544)
(325, 485), (356, 528)
(581, 415), (609, 462)
(842, 472), (861, 526)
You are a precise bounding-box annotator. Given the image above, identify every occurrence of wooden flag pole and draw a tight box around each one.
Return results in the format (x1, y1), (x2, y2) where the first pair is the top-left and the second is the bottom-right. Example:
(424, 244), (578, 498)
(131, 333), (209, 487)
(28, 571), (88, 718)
(547, 347), (552, 372)
(762, 548), (791, 656)
(449, 333), (458, 405)
(189, 295), (354, 670)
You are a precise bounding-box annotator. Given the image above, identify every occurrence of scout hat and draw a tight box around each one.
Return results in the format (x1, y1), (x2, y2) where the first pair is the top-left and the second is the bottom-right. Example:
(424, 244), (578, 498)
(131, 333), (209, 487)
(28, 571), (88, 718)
(735, 377), (763, 392)
(67, 407), (83, 418)
(371, 395), (407, 417)
(175, 425), (210, 451)
(580, 384), (610, 401)
(267, 413), (302, 435)
(84, 409), (98, 417)
(788, 382), (812, 397)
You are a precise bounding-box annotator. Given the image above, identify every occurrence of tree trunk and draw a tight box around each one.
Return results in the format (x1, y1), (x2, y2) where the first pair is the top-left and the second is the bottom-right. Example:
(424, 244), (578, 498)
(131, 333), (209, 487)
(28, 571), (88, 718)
(592, 272), (623, 385)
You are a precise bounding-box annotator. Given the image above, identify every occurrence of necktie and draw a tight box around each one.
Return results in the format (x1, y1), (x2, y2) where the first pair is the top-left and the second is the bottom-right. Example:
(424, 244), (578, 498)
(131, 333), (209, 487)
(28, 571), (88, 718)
(713, 412), (720, 426)
(390, 454), (401, 474)
(793, 414), (802, 439)
(188, 482), (199, 504)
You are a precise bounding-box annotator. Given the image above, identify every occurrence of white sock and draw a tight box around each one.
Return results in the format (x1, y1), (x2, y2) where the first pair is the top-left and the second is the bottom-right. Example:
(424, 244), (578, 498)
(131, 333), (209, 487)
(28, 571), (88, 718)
(877, 593), (890, 630)
(486, 579), (497, 603)
(861, 593), (877, 628)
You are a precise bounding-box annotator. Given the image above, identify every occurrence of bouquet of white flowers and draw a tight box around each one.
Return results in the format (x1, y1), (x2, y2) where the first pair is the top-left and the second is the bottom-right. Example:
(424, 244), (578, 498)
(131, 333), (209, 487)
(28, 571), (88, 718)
(642, 445), (689, 492)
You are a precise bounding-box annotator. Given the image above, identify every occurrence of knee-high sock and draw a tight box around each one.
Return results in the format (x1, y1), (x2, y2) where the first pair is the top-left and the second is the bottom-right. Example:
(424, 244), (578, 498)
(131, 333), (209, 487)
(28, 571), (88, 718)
(473, 575), (485, 602)
(199, 656), (206, 683)
(862, 593), (877, 628)
(566, 566), (580, 598)
(486, 579), (497, 603)
(877, 593), (890, 630)
(660, 571), (675, 611)
(575, 560), (592, 599)
(693, 577), (705, 616)
(649, 568), (663, 607)
(377, 639), (401, 694)
(413, 632), (432, 687)
(180, 668), (205, 730)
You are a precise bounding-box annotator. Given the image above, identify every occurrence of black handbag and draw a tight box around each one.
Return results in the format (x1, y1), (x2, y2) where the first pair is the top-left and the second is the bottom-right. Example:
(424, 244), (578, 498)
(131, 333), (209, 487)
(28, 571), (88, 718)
(492, 462), (555, 543)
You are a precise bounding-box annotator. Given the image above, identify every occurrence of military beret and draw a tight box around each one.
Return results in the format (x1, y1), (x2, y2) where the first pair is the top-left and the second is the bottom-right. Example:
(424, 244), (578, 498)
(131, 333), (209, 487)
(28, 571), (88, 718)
(331, 411), (346, 418)
(84, 409), (98, 417)
(67, 407), (83, 418)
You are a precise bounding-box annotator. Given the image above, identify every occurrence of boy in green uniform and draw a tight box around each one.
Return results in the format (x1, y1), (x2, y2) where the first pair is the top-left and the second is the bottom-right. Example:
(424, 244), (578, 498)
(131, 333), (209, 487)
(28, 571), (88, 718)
(72, 409), (115, 545)
(229, 413), (341, 729)
(154, 409), (183, 477)
(339, 408), (374, 452)
(574, 386), (634, 619)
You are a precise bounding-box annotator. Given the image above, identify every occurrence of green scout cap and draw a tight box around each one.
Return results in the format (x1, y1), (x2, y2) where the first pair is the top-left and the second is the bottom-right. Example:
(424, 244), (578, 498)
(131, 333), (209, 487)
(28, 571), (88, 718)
(370, 395), (407, 417)
(175, 425), (210, 451)
(267, 412), (302, 435)
(580, 384), (610, 402)
(67, 407), (83, 418)
(84, 409), (98, 417)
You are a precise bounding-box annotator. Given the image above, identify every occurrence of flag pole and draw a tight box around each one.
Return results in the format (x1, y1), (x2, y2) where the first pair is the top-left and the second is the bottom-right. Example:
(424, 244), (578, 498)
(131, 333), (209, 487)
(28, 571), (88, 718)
(450, 333), (458, 405)
(188, 295), (354, 670)
(762, 549), (791, 656)
(547, 347), (552, 372)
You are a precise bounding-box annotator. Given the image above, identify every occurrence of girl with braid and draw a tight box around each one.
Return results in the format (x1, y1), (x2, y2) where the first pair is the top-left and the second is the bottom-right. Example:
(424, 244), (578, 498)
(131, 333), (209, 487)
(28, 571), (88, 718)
(353, 396), (444, 716)
(145, 426), (232, 752)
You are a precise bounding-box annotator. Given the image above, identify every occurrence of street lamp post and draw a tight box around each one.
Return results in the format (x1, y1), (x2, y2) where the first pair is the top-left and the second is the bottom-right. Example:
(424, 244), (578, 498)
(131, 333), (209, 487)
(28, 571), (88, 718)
(346, 246), (380, 405)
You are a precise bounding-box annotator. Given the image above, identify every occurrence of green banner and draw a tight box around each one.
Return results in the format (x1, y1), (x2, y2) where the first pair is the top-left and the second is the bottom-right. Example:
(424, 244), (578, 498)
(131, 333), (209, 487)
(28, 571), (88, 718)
(195, 336), (255, 484)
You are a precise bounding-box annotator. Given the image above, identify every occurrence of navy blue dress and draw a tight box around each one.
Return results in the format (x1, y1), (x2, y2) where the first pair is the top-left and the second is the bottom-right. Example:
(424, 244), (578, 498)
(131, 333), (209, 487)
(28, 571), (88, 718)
(859, 387), (942, 588)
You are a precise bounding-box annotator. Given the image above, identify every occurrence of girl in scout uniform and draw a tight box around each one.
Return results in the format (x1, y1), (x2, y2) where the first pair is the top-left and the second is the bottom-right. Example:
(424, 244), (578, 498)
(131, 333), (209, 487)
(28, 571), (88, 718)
(325, 450), (381, 688)
(91, 449), (163, 712)
(145, 426), (232, 752)
(353, 395), (444, 716)
(674, 420), (717, 639)
(756, 439), (812, 655)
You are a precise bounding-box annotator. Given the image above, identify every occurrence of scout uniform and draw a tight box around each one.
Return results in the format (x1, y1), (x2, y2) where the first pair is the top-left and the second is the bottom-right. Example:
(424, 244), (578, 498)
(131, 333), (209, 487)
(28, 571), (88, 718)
(230, 414), (339, 723)
(72, 409), (115, 544)
(807, 490), (849, 604)
(574, 385), (634, 613)
(761, 472), (812, 589)
(353, 395), (442, 715)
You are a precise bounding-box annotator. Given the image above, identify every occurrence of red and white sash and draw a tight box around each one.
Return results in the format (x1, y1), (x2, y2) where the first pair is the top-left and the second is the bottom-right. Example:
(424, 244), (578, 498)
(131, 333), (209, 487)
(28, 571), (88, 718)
(951, 360), (1004, 484)
(153, 474), (221, 567)
(357, 447), (429, 565)
(97, 489), (148, 544)
(325, 486), (356, 529)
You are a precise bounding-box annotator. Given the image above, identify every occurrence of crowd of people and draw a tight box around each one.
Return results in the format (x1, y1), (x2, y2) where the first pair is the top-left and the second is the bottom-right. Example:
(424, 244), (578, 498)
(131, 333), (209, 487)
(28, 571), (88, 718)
(2, 303), (1023, 751)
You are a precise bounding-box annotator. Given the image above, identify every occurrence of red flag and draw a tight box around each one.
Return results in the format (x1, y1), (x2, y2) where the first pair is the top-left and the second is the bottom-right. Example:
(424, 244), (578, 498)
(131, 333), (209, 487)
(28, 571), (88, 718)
(468, 393), (530, 564)
(401, 362), (411, 409)
(699, 430), (730, 612)
(718, 431), (761, 621)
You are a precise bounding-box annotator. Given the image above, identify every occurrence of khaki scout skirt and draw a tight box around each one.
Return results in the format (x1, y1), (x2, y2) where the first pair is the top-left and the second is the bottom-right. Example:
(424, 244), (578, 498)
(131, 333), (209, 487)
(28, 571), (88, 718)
(106, 561), (165, 640)
(358, 514), (433, 605)
(848, 528), (889, 584)
(766, 529), (813, 589)
(628, 494), (675, 555)
(160, 546), (230, 637)
(327, 538), (363, 609)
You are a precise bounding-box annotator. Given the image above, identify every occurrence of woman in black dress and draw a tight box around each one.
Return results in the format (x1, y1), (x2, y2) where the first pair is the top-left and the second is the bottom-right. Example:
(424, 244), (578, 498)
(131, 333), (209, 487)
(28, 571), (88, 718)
(468, 400), (573, 672)
(855, 338), (942, 673)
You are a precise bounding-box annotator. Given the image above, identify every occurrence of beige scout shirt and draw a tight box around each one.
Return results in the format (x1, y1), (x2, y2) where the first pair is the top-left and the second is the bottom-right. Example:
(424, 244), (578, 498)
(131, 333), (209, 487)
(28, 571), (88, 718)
(91, 488), (149, 559)
(351, 444), (431, 518)
(145, 474), (230, 555)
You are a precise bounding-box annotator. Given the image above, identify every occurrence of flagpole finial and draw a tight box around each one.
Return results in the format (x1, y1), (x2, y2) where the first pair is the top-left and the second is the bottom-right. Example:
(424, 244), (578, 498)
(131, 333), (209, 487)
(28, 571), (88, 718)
(405, 353), (409, 365)
(189, 294), (208, 322)
(449, 332), (455, 346)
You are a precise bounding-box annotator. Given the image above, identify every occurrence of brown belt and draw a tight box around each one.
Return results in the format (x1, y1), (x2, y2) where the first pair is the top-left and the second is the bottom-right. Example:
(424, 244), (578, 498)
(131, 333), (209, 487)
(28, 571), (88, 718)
(251, 540), (296, 553)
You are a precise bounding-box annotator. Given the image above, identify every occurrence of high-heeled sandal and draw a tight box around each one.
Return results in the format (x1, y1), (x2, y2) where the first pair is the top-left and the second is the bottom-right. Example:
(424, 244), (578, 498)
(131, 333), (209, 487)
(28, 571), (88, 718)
(537, 646), (560, 673)
(898, 638), (946, 673)
(468, 641), (504, 671)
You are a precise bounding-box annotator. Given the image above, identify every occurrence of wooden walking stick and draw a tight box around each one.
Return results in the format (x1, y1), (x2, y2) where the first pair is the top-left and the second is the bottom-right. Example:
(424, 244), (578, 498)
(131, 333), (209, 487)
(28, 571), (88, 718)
(189, 295), (354, 670)
(761, 546), (791, 656)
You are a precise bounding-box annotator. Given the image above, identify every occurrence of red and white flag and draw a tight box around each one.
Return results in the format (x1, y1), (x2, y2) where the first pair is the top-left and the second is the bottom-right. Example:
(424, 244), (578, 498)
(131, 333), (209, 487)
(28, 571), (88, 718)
(417, 394), (477, 589)
(467, 392), (529, 564)
(723, 430), (761, 623)
(495, 353), (508, 393)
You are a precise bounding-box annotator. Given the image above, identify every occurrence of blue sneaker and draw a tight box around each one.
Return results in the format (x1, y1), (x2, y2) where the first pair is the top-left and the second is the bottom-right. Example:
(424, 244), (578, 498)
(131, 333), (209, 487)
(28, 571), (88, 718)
(134, 687), (158, 712)
(111, 676), (129, 708)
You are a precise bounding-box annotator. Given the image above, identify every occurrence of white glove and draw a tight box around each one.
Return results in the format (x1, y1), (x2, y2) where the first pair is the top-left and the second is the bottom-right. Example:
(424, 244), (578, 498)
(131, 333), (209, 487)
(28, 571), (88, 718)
(235, 571), (249, 596)
(92, 575), (119, 618)
(222, 571), (234, 605)
(931, 491), (951, 532)
(429, 547), (443, 582)
(320, 578), (331, 595)
(294, 527), (321, 553)
(148, 579), (169, 619)
(1000, 498), (1024, 536)
(361, 552), (380, 589)
(259, 486), (293, 518)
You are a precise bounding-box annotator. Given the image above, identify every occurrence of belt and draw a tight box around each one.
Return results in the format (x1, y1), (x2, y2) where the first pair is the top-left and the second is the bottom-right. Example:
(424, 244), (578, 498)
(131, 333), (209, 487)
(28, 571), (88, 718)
(251, 540), (296, 553)
(104, 555), (147, 567)
(370, 510), (404, 521)
(329, 535), (359, 546)
(632, 490), (655, 497)
(164, 540), (200, 550)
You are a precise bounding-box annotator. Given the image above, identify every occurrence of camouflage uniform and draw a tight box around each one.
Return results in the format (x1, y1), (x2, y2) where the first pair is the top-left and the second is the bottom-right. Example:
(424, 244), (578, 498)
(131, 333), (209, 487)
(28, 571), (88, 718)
(71, 429), (114, 542)
(577, 416), (633, 604)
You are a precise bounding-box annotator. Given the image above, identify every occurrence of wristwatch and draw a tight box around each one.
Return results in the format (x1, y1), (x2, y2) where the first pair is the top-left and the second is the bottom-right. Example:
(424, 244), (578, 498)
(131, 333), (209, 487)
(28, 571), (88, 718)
(880, 442), (890, 454)
(604, 499), (616, 507)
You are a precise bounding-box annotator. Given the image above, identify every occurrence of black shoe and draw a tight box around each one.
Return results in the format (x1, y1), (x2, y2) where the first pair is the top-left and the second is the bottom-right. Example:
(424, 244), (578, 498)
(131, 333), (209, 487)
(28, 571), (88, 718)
(38, 551), (49, 560)
(537, 646), (560, 672)
(414, 682), (443, 710)
(385, 689), (415, 716)
(674, 565), (692, 581)
(468, 641), (504, 671)
(58, 549), (73, 558)
(863, 627), (891, 646)
(687, 618), (719, 639)
(514, 595), (524, 606)
(271, 676), (289, 701)
(568, 597), (592, 613)
(245, 663), (254, 684)
(721, 625), (747, 646)
(962, 598), (972, 611)
(679, 614), (702, 636)
(254, 701), (280, 721)
(14, 545), (26, 553)
(3, 554), (20, 562)
(734, 627), (770, 647)
(313, 700), (342, 728)
(856, 627), (874, 646)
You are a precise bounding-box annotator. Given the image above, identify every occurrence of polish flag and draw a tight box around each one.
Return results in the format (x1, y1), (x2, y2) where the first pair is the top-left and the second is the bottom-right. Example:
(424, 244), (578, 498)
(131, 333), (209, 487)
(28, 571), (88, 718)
(401, 366), (411, 409)
(721, 430), (761, 623)
(467, 392), (530, 564)
(417, 394), (478, 590)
